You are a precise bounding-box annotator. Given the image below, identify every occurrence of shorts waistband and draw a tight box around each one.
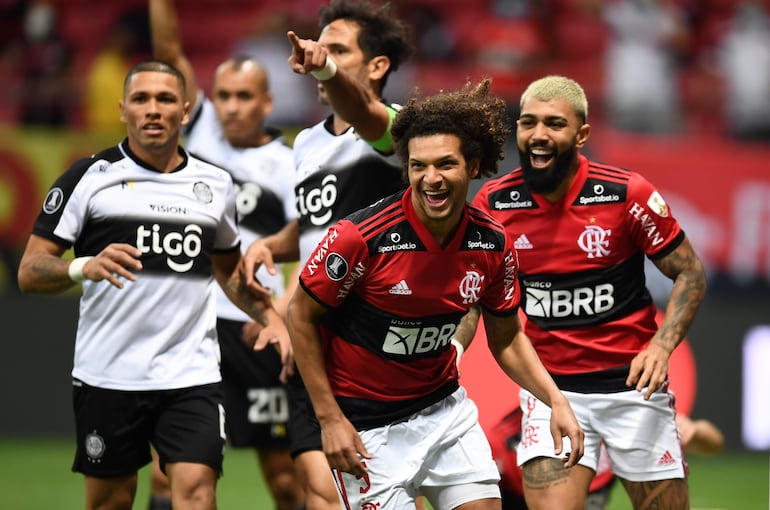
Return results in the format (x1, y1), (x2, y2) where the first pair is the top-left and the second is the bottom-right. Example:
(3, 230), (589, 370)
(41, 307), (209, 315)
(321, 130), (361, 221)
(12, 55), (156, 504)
(550, 365), (632, 393)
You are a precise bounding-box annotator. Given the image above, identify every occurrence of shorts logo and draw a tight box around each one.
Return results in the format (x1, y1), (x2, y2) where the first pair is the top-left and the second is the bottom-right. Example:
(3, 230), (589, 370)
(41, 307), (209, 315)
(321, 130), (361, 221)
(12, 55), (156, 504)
(658, 450), (676, 465)
(43, 187), (64, 214)
(520, 424), (540, 448)
(325, 252), (348, 281)
(85, 431), (106, 461)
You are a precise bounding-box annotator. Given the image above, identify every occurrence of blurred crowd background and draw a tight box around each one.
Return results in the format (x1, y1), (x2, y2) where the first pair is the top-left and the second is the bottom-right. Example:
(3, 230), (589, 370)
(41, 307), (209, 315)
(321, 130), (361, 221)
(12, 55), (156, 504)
(2, 0), (770, 140)
(0, 0), (769, 451)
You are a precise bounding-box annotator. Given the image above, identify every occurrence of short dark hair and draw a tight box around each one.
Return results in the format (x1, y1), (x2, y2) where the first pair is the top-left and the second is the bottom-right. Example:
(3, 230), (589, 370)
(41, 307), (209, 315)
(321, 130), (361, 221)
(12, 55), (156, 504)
(123, 60), (186, 97)
(392, 79), (511, 179)
(319, 0), (413, 91)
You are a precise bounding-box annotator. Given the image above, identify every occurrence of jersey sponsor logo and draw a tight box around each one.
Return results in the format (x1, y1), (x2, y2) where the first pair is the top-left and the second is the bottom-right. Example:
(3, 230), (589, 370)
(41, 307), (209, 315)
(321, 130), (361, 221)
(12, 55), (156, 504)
(524, 283), (615, 318)
(646, 190), (669, 217)
(503, 251), (517, 301)
(305, 227), (340, 276)
(382, 321), (456, 356)
(325, 253), (348, 281)
(577, 183), (622, 205)
(296, 174), (338, 226)
(459, 270), (485, 304)
(493, 189), (534, 209)
(193, 181), (213, 203)
(42, 187), (64, 214)
(577, 225), (611, 258)
(628, 202), (666, 246)
(467, 240), (496, 250)
(234, 181), (262, 216)
(377, 232), (417, 253)
(389, 279), (412, 295)
(149, 204), (189, 216)
(136, 223), (202, 273)
(514, 233), (533, 250)
(336, 262), (366, 300)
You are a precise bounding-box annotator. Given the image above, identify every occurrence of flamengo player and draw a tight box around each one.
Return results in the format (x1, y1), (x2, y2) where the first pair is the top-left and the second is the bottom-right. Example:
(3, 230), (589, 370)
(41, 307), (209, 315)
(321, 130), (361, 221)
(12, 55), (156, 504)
(286, 80), (583, 509)
(471, 75), (706, 509)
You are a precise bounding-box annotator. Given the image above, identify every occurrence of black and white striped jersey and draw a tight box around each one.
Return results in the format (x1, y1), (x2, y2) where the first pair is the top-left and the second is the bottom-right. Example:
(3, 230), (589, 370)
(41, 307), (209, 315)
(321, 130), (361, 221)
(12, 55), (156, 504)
(293, 112), (405, 267)
(32, 140), (240, 391)
(184, 95), (296, 320)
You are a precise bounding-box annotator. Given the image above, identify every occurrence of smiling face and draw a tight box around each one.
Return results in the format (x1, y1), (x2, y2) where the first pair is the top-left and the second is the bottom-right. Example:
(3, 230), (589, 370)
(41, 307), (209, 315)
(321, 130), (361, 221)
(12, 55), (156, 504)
(120, 70), (189, 161)
(408, 133), (478, 246)
(212, 60), (272, 148)
(516, 96), (590, 197)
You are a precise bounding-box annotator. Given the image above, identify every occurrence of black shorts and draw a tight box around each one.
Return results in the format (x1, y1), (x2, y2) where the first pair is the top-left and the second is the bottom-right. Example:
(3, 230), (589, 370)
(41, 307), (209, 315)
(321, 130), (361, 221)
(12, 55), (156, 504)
(218, 318), (289, 449)
(286, 370), (322, 458)
(71, 379), (225, 478)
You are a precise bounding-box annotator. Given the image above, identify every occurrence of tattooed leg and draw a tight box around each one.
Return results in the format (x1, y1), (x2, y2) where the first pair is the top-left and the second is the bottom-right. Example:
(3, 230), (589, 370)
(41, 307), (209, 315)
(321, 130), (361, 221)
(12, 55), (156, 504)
(621, 477), (689, 510)
(521, 457), (593, 510)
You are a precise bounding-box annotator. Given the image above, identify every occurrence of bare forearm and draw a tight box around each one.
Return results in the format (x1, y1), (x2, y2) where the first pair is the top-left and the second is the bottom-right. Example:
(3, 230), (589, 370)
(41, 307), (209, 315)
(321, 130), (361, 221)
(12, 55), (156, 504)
(150, 0), (183, 62)
(654, 240), (707, 355)
(287, 310), (344, 424)
(17, 254), (75, 294)
(220, 270), (269, 326)
(263, 221), (300, 262)
(453, 306), (480, 351)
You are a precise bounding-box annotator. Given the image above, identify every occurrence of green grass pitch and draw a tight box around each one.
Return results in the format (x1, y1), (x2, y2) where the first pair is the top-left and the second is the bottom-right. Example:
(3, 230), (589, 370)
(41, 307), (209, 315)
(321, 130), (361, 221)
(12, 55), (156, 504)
(0, 438), (766, 509)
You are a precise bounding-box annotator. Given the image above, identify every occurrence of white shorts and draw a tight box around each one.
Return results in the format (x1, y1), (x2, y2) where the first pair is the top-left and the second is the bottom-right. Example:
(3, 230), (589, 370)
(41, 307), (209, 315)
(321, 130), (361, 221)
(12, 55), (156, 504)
(335, 387), (501, 510)
(516, 387), (686, 482)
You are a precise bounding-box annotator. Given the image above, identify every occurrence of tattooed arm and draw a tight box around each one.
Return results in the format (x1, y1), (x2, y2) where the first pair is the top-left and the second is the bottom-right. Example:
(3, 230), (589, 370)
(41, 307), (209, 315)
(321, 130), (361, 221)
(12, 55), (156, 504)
(213, 250), (273, 326)
(627, 235), (707, 398)
(18, 235), (142, 293)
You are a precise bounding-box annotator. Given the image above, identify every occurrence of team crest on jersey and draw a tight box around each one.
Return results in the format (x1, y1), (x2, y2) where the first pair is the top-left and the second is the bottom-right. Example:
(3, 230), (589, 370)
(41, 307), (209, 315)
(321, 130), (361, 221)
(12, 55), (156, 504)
(647, 190), (669, 217)
(85, 432), (106, 461)
(459, 270), (485, 304)
(577, 225), (611, 258)
(325, 252), (349, 281)
(193, 181), (213, 203)
(42, 187), (64, 214)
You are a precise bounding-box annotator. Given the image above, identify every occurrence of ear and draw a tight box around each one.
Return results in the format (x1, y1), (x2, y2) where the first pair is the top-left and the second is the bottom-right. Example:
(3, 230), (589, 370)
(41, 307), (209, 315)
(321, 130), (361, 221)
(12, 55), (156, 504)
(468, 159), (480, 179)
(119, 100), (126, 124)
(575, 123), (591, 149)
(368, 55), (391, 82)
(262, 91), (275, 118)
(180, 100), (191, 127)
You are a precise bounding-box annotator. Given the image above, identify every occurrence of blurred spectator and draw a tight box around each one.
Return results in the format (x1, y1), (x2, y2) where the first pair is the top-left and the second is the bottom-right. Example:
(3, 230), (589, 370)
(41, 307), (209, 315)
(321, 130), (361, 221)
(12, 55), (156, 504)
(602, 0), (690, 134)
(464, 0), (549, 103)
(83, 8), (150, 133)
(233, 7), (322, 129)
(714, 1), (770, 141)
(8, 0), (74, 127)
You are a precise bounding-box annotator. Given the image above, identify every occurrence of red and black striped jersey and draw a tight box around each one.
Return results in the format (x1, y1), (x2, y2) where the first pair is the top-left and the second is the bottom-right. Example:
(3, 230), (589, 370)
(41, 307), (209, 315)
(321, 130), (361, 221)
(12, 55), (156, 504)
(472, 154), (684, 375)
(299, 188), (520, 428)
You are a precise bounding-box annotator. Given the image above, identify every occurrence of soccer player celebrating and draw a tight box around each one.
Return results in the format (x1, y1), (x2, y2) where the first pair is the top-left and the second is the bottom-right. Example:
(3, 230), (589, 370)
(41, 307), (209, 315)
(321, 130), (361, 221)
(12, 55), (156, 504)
(472, 75), (707, 510)
(286, 79), (583, 510)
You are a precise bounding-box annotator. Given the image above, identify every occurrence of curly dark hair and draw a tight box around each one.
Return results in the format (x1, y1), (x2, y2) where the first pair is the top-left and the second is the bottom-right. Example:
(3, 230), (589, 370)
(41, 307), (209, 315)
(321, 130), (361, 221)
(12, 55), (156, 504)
(392, 79), (511, 179)
(319, 0), (414, 91)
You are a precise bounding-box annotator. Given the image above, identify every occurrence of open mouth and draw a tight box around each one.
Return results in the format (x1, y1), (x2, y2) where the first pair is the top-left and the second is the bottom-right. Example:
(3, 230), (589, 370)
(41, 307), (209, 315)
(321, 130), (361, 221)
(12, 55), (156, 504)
(425, 190), (450, 207)
(529, 146), (554, 169)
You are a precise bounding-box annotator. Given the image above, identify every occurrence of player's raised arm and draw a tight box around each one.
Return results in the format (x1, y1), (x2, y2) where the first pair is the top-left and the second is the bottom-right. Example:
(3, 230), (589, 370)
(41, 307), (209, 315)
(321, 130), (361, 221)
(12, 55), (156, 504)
(149, 0), (200, 110)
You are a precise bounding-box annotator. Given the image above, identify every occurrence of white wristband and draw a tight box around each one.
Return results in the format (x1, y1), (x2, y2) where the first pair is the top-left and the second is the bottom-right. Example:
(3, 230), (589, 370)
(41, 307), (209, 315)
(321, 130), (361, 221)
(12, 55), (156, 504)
(451, 338), (465, 365)
(310, 57), (337, 81)
(68, 256), (93, 283)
